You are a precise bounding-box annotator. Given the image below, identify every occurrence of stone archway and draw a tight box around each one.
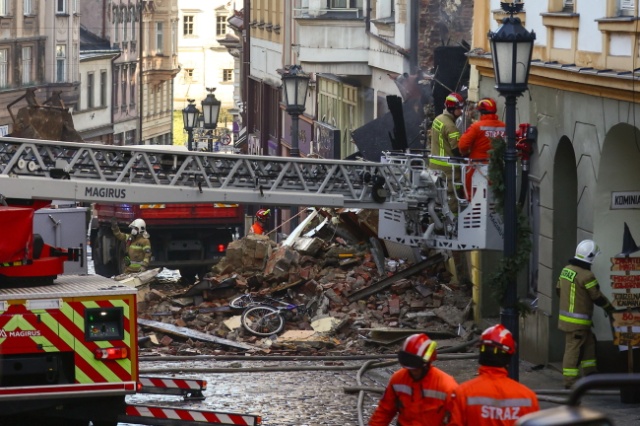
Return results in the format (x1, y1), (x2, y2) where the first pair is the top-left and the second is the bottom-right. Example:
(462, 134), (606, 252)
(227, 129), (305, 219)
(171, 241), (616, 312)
(549, 136), (578, 362)
(593, 123), (640, 369)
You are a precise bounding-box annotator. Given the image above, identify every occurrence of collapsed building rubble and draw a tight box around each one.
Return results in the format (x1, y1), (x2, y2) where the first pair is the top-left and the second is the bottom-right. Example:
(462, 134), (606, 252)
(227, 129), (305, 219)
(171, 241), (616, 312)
(135, 208), (476, 357)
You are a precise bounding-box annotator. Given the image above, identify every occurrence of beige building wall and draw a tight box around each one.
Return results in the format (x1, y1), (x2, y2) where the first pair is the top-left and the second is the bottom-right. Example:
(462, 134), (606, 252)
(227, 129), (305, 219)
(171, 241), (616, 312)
(468, 0), (640, 369)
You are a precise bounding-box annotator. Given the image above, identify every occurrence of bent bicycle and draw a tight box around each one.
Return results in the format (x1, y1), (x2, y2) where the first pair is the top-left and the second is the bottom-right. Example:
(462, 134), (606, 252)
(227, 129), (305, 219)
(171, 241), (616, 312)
(228, 293), (283, 310)
(241, 300), (311, 337)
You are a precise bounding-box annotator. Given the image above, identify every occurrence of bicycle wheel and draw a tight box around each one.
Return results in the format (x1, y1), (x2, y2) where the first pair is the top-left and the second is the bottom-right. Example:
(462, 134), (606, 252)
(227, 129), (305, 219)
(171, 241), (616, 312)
(229, 295), (251, 309)
(241, 305), (285, 337)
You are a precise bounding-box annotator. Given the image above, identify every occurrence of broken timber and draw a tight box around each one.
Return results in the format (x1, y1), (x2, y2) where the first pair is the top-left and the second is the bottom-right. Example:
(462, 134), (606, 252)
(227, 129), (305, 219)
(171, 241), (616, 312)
(346, 254), (445, 302)
(138, 318), (256, 351)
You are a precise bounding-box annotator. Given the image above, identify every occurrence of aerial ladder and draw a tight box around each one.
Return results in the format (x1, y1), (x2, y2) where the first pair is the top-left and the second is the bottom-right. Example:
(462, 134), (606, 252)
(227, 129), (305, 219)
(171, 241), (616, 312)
(0, 136), (505, 256)
(0, 136), (509, 425)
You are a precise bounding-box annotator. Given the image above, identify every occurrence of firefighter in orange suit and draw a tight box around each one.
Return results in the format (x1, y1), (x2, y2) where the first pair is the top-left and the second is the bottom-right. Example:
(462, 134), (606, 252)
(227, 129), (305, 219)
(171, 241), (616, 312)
(447, 324), (539, 426)
(369, 333), (458, 426)
(111, 217), (152, 274)
(249, 208), (271, 235)
(556, 239), (614, 388)
(458, 98), (505, 201)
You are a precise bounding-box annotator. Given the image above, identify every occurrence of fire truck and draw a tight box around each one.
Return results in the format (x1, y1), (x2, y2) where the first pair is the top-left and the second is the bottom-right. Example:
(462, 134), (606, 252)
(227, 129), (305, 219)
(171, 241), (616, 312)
(0, 131), (529, 425)
(91, 194), (243, 281)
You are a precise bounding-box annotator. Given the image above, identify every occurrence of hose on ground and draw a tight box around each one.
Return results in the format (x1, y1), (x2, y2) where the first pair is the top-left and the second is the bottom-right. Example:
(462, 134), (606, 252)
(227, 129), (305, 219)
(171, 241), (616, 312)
(138, 354), (477, 374)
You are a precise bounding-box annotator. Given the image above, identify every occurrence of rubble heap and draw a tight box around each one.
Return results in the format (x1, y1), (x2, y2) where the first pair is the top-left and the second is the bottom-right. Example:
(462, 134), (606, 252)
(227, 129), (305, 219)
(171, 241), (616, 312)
(136, 209), (475, 357)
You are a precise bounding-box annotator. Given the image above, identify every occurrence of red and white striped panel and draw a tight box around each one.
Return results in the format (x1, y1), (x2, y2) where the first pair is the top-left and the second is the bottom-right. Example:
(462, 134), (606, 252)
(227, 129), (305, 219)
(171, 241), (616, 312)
(139, 376), (206, 391)
(125, 405), (260, 425)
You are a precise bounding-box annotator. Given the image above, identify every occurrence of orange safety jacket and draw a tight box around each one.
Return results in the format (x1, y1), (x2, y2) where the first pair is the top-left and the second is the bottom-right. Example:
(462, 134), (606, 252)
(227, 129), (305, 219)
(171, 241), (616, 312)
(458, 114), (505, 160)
(369, 366), (457, 426)
(250, 222), (265, 235)
(458, 114), (505, 200)
(447, 366), (539, 426)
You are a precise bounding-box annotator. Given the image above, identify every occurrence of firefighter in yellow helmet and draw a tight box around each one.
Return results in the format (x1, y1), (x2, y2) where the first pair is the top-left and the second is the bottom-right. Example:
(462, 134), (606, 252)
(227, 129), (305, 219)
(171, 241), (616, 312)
(111, 217), (152, 274)
(556, 239), (614, 388)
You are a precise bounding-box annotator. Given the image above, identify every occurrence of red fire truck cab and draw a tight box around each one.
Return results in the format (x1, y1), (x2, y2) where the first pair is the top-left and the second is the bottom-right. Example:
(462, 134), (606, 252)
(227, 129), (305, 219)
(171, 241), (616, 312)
(90, 202), (244, 281)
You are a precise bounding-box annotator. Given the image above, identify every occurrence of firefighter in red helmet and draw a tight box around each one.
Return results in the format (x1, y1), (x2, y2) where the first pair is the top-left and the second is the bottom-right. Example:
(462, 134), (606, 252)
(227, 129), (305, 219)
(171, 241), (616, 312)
(430, 92), (465, 215)
(250, 208), (271, 235)
(458, 97), (505, 200)
(369, 333), (458, 426)
(447, 324), (539, 426)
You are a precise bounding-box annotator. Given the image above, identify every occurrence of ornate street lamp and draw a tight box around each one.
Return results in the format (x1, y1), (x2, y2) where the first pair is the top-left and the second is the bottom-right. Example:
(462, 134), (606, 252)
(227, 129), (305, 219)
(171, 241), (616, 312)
(281, 65), (310, 158)
(182, 99), (199, 151)
(201, 87), (221, 151)
(489, 1), (536, 381)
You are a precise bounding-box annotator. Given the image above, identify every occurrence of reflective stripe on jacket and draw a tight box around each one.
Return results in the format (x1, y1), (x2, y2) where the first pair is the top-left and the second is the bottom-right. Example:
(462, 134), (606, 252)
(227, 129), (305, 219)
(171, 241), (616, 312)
(556, 264), (609, 331)
(113, 228), (151, 267)
(447, 366), (539, 426)
(369, 366), (458, 426)
(458, 114), (505, 159)
(430, 112), (460, 159)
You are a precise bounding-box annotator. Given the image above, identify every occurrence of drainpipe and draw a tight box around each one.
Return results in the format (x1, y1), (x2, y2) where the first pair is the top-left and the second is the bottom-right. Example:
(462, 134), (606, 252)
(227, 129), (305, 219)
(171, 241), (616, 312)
(410, 0), (419, 71)
(138, 2), (143, 143)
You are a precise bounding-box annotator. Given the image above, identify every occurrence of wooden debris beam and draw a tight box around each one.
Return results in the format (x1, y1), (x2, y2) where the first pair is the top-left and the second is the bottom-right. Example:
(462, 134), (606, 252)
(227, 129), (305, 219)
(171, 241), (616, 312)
(138, 318), (256, 351)
(346, 254), (445, 302)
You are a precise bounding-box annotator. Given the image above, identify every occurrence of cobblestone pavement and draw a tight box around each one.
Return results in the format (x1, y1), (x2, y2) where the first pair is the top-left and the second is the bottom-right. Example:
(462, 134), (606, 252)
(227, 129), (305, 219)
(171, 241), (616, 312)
(129, 358), (394, 426)
(128, 353), (640, 426)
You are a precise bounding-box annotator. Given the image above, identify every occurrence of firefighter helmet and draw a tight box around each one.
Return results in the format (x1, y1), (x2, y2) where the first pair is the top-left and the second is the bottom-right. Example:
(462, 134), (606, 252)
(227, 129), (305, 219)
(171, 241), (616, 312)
(574, 239), (601, 264)
(397, 333), (438, 368)
(480, 324), (516, 355)
(256, 208), (271, 222)
(444, 92), (465, 110)
(129, 218), (146, 236)
(477, 98), (497, 114)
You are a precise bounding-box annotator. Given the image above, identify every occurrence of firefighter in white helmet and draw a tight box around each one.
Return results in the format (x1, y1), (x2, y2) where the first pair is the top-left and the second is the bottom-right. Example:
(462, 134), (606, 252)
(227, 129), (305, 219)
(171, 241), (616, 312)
(111, 217), (152, 274)
(556, 239), (614, 389)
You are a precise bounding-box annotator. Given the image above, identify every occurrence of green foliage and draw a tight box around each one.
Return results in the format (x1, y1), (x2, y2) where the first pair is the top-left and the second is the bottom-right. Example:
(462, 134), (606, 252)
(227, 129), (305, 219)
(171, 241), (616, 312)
(487, 137), (533, 317)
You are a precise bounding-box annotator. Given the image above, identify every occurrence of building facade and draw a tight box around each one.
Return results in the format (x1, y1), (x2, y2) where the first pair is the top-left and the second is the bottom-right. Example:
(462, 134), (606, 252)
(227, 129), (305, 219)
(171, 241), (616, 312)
(468, 0), (640, 369)
(0, 0), (80, 135)
(174, 0), (236, 124)
(140, 0), (180, 145)
(76, 28), (119, 143)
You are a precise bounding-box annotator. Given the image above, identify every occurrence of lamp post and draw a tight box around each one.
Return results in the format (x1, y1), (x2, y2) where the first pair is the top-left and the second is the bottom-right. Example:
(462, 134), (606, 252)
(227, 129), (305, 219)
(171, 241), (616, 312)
(182, 99), (199, 151)
(281, 64), (310, 158)
(201, 87), (221, 151)
(488, 1), (535, 381)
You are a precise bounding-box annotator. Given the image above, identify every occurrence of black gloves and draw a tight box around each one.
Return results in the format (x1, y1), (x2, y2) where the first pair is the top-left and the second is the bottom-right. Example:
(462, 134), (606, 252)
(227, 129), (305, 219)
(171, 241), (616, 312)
(603, 303), (615, 318)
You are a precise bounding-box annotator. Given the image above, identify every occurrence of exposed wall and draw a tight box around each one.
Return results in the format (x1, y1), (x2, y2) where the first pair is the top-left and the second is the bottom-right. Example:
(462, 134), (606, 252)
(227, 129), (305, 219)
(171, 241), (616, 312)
(418, 0), (474, 69)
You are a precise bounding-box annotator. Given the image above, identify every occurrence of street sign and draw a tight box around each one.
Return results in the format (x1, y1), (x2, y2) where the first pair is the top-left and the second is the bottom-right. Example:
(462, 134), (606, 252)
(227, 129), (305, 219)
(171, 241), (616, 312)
(613, 331), (640, 346)
(221, 133), (231, 145)
(612, 292), (640, 308)
(611, 257), (640, 271)
(611, 274), (640, 289)
(612, 309), (640, 327)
